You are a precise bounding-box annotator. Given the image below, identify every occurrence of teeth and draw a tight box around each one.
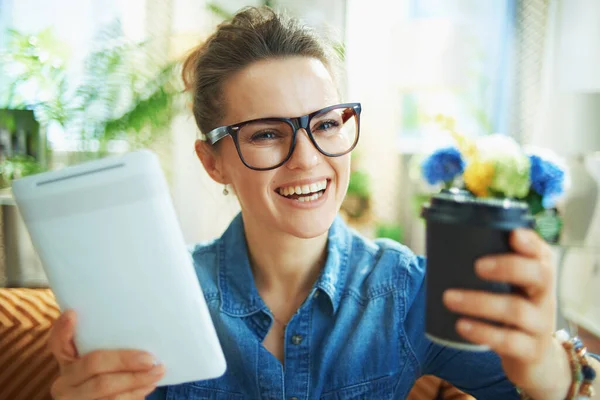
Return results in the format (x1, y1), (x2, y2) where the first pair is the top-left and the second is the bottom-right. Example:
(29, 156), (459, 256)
(296, 191), (323, 203)
(279, 179), (328, 197)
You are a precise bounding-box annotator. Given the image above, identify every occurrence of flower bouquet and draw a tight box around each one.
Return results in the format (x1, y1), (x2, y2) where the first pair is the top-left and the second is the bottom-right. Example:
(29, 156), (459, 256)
(419, 126), (570, 243)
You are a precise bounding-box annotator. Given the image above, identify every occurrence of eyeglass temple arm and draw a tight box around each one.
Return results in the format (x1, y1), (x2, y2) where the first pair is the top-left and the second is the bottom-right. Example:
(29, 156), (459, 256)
(205, 126), (230, 144)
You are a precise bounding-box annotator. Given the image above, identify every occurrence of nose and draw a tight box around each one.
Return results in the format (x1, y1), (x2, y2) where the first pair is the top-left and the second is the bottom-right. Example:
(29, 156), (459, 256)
(285, 128), (322, 170)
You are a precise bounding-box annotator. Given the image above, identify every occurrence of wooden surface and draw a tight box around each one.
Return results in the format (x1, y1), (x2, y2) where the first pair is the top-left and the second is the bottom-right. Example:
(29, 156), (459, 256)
(579, 325), (600, 354)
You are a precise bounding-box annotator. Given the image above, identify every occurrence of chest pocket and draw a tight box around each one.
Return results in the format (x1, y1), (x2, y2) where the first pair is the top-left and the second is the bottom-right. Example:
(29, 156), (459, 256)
(166, 384), (244, 400)
(319, 374), (398, 400)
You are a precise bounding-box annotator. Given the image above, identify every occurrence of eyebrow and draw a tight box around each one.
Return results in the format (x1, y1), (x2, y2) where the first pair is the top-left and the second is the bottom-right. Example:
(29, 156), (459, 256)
(234, 105), (335, 124)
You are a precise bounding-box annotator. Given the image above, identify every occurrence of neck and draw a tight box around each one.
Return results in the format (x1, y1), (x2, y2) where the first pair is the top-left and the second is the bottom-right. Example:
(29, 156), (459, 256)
(242, 216), (328, 299)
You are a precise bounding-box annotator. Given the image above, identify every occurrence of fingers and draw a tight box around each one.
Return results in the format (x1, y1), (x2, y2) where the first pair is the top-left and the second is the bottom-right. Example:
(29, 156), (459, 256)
(443, 290), (549, 335)
(454, 318), (546, 363)
(48, 310), (79, 370)
(62, 350), (159, 387)
(475, 255), (551, 300)
(51, 365), (164, 400)
(510, 229), (553, 263)
(110, 385), (158, 400)
(72, 365), (165, 399)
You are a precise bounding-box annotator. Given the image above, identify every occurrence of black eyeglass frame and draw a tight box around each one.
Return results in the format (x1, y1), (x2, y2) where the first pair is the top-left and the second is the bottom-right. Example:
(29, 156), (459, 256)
(204, 102), (362, 171)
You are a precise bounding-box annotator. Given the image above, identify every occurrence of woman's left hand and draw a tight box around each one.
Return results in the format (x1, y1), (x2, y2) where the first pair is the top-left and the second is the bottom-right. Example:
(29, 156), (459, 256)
(443, 228), (571, 399)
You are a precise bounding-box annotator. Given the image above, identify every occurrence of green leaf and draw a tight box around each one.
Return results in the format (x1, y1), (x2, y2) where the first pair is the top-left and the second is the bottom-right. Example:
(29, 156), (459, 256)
(375, 222), (404, 243)
(347, 170), (371, 199)
(207, 3), (234, 19)
(0, 155), (46, 188)
(412, 193), (432, 219)
(534, 209), (562, 244)
(524, 190), (544, 215)
(334, 42), (346, 61)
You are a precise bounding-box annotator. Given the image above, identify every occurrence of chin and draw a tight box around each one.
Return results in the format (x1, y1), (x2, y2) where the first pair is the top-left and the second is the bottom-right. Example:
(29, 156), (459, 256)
(282, 210), (336, 239)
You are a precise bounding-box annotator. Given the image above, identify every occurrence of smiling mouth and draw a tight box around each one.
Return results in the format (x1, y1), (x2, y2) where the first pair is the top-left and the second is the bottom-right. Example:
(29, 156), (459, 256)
(276, 179), (329, 203)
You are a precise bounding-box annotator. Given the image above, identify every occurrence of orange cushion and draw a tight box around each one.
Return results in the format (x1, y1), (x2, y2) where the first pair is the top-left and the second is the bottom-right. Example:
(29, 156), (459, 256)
(0, 288), (61, 400)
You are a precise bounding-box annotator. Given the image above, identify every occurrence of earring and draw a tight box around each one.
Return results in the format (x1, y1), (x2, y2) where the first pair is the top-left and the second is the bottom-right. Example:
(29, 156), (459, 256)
(222, 185), (229, 196)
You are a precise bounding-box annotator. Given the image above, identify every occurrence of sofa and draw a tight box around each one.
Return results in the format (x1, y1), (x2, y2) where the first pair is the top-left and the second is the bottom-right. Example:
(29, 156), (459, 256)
(0, 288), (473, 400)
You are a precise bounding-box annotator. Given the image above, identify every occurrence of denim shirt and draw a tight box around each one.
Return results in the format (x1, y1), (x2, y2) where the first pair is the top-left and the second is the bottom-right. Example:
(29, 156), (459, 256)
(148, 213), (521, 399)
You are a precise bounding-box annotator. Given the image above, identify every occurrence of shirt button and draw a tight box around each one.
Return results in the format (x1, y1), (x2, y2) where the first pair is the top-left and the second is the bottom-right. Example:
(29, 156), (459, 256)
(291, 334), (303, 345)
(290, 397), (299, 400)
(313, 291), (320, 299)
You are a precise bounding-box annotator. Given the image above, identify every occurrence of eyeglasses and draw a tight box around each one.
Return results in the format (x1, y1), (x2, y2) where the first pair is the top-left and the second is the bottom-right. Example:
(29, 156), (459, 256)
(203, 103), (362, 171)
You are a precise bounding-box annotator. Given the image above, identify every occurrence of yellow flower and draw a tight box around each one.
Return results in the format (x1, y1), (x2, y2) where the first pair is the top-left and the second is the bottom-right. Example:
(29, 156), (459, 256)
(464, 159), (495, 197)
(434, 114), (456, 132)
(432, 114), (478, 160)
(450, 131), (478, 161)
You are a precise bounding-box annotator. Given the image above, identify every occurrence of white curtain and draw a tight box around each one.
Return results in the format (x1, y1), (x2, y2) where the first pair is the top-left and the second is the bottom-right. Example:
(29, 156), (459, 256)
(527, 0), (600, 246)
(530, 0), (600, 337)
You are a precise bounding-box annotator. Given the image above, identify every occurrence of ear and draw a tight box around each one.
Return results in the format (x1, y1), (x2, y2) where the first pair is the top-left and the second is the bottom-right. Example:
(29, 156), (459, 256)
(195, 139), (227, 185)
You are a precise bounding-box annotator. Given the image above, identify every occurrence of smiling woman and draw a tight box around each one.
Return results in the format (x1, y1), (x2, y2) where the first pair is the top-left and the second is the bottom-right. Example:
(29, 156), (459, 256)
(43, 5), (598, 400)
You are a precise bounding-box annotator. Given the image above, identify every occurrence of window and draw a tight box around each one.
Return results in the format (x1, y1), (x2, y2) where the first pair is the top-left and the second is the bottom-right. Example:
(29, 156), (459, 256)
(394, 0), (516, 151)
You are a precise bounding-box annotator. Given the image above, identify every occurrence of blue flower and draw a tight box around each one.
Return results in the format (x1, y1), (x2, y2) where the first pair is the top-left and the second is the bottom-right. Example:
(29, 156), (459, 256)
(421, 147), (465, 186)
(529, 154), (566, 208)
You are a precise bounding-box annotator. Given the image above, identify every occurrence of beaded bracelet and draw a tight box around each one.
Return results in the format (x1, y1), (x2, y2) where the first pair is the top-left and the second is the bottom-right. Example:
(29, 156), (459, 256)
(518, 329), (596, 399)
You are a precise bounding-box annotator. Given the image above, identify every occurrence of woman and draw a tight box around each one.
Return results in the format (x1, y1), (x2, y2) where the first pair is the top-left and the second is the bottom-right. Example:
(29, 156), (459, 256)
(48, 7), (599, 399)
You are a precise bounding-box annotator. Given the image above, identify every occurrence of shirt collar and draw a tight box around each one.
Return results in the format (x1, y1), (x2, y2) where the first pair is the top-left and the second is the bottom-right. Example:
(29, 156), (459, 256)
(218, 214), (266, 317)
(218, 213), (351, 317)
(314, 215), (351, 313)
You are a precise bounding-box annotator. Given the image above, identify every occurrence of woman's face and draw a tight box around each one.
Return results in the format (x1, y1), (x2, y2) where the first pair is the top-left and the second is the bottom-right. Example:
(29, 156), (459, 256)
(212, 57), (351, 239)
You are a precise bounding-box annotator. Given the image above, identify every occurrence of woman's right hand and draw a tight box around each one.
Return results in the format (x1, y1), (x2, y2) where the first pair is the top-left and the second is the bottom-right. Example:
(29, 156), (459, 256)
(48, 310), (165, 399)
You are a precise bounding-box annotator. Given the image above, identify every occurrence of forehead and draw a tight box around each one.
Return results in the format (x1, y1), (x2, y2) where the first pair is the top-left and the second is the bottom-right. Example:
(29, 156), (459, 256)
(221, 57), (340, 124)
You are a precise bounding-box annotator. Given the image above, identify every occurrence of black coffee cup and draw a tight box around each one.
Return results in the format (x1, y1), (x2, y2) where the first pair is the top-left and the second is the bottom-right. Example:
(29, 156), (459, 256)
(421, 189), (534, 351)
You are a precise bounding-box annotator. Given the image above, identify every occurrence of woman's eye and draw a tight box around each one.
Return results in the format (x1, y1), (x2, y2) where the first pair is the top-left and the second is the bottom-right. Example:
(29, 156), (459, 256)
(315, 120), (340, 131)
(251, 131), (279, 141)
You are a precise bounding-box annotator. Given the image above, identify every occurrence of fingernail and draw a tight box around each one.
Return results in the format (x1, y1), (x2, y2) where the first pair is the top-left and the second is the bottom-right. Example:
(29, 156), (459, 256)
(137, 353), (157, 368)
(476, 259), (496, 274)
(457, 320), (473, 332)
(149, 364), (165, 375)
(518, 229), (530, 246)
(63, 310), (74, 323)
(444, 290), (463, 304)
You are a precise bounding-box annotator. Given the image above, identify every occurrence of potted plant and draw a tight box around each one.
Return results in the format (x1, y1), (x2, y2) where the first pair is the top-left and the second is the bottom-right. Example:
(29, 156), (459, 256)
(0, 23), (181, 169)
(418, 116), (569, 244)
(0, 23), (181, 287)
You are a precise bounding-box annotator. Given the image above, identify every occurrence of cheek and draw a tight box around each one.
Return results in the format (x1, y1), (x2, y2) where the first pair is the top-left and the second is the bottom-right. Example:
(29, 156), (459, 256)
(230, 169), (274, 205)
(332, 156), (351, 195)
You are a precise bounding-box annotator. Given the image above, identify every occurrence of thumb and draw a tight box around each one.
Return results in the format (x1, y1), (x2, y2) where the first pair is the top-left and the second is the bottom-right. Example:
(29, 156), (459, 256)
(48, 309), (79, 370)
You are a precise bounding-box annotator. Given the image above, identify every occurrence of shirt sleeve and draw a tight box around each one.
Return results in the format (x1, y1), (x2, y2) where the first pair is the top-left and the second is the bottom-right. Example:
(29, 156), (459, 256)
(145, 387), (167, 400)
(403, 255), (520, 399)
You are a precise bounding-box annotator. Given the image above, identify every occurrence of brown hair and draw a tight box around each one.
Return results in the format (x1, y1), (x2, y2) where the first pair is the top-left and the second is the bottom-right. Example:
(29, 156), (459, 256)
(182, 6), (342, 136)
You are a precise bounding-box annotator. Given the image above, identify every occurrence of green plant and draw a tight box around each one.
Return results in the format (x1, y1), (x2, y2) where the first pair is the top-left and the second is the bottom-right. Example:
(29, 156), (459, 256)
(65, 21), (180, 154)
(0, 28), (70, 125)
(347, 170), (371, 199)
(0, 22), (181, 161)
(375, 222), (404, 243)
(0, 155), (45, 188)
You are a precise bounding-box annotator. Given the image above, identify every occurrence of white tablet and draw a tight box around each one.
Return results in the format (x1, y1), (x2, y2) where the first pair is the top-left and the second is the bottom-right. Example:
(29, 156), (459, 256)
(11, 150), (226, 386)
